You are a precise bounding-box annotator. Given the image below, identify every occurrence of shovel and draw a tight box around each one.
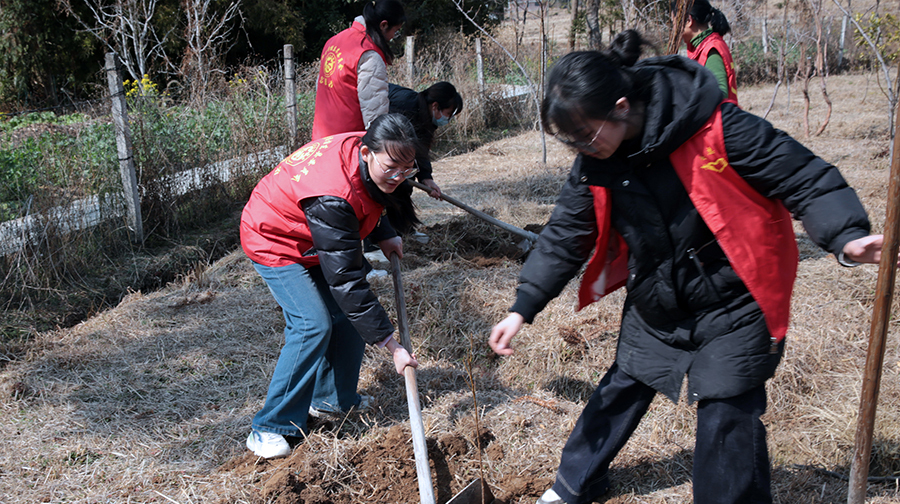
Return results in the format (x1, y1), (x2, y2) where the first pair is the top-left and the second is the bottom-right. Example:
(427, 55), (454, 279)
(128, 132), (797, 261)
(407, 179), (539, 252)
(390, 253), (495, 504)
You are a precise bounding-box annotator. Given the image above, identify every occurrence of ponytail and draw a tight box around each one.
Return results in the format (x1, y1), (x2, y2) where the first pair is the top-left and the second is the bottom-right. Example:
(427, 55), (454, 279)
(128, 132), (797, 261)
(675, 0), (731, 36)
(362, 0), (406, 65)
(602, 29), (649, 67)
(707, 8), (731, 36)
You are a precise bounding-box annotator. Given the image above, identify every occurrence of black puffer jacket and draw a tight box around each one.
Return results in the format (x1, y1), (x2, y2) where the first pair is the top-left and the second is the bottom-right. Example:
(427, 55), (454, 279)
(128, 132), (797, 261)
(300, 156), (401, 346)
(511, 56), (870, 402)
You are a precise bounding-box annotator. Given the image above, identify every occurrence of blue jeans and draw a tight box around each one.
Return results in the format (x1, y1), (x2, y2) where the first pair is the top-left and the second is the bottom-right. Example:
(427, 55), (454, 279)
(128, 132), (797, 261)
(553, 363), (772, 504)
(251, 261), (367, 436)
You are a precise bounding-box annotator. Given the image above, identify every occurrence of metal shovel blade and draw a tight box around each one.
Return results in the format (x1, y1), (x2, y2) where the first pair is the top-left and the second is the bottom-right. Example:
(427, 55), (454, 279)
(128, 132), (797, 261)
(446, 477), (495, 504)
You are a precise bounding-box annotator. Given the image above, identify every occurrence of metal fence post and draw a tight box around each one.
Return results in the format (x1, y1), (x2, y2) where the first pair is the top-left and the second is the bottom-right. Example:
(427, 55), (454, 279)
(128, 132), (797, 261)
(284, 44), (298, 148)
(104, 52), (143, 244)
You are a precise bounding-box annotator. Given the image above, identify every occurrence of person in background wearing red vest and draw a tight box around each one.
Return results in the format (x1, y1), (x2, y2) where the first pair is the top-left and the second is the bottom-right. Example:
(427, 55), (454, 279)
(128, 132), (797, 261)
(489, 31), (887, 504)
(240, 114), (421, 459)
(312, 0), (405, 140)
(672, 0), (738, 104)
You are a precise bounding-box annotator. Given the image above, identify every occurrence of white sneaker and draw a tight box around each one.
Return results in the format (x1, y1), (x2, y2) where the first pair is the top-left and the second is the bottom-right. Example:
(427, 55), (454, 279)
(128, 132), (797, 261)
(246, 430), (291, 459)
(536, 489), (566, 504)
(363, 250), (390, 265)
(366, 269), (389, 281)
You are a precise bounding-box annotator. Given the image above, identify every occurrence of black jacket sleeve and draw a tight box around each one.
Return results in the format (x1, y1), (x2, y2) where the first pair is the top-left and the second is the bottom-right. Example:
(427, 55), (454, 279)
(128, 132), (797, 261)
(721, 102), (870, 256)
(415, 154), (434, 182)
(367, 212), (398, 244)
(302, 195), (394, 345)
(511, 164), (599, 323)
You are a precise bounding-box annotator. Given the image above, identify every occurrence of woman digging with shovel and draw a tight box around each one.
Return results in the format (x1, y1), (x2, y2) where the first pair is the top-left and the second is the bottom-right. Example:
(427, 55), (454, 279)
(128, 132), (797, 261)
(489, 31), (889, 504)
(240, 113), (420, 459)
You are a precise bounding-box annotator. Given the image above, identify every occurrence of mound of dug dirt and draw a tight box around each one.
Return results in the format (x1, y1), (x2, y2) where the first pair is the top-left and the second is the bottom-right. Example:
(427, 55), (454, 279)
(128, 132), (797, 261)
(224, 425), (509, 504)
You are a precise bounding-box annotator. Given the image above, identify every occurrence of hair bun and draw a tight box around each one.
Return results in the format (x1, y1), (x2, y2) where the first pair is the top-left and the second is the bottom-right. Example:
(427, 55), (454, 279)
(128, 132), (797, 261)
(603, 29), (646, 67)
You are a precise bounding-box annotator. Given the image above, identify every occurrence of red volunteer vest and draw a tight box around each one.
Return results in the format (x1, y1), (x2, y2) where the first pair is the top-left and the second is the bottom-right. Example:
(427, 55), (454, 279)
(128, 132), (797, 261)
(577, 107), (798, 342)
(240, 132), (384, 268)
(312, 22), (387, 140)
(688, 32), (739, 104)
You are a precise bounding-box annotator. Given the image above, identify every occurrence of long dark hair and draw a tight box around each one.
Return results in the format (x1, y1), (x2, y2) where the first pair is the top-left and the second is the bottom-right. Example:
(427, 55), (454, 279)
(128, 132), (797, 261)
(360, 113), (420, 234)
(671, 0), (731, 36)
(541, 30), (650, 137)
(362, 0), (406, 65)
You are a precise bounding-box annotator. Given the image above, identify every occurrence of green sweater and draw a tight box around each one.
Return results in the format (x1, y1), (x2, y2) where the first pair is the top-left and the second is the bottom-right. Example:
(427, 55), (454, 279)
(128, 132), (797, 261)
(692, 28), (728, 99)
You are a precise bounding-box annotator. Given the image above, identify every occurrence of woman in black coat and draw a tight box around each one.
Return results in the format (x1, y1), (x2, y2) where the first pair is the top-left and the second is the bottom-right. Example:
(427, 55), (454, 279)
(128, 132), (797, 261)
(388, 81), (463, 198)
(489, 30), (888, 504)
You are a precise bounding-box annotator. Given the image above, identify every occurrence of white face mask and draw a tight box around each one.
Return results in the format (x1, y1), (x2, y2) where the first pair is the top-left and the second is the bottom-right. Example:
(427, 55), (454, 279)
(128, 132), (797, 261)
(433, 110), (450, 127)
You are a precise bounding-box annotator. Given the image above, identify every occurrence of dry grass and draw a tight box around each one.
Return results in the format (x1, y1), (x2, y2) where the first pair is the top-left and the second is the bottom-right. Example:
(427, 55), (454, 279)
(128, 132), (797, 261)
(2, 72), (900, 503)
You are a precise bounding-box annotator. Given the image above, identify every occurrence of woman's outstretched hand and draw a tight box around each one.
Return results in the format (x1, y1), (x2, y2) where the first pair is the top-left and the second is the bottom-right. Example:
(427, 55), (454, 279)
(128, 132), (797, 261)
(489, 312), (525, 356)
(841, 235), (900, 266)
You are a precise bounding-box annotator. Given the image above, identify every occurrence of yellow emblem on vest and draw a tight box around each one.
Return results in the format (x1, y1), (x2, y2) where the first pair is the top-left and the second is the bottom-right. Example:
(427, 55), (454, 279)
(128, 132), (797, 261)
(321, 45), (343, 80)
(281, 137), (334, 182)
(698, 146), (727, 172)
(288, 142), (321, 166)
(701, 158), (728, 173)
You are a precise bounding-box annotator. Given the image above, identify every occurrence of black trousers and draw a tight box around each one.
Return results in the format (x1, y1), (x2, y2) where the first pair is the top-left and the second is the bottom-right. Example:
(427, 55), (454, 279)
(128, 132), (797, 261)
(551, 362), (772, 504)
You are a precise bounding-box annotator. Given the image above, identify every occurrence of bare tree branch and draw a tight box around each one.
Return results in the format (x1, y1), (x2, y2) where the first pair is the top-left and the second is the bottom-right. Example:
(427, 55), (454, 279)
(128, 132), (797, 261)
(764, 0), (793, 120)
(810, 0), (832, 136)
(181, 0), (243, 101)
(57, 0), (172, 90)
(667, 0), (693, 55)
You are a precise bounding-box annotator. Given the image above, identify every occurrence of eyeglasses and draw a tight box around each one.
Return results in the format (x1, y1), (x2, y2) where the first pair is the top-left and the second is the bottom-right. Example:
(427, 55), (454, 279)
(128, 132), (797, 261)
(372, 153), (419, 180)
(554, 122), (605, 153)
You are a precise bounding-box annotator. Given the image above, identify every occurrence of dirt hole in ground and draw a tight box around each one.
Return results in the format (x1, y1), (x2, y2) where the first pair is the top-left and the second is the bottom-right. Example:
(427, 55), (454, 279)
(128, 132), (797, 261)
(404, 214), (543, 267)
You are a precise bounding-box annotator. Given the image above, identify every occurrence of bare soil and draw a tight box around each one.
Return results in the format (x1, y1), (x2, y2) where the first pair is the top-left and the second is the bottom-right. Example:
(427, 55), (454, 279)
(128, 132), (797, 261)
(3, 72), (900, 504)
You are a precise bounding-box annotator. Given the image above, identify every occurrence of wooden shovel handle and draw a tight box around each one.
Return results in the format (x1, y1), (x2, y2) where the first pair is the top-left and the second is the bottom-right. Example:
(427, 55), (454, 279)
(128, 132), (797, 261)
(390, 253), (436, 504)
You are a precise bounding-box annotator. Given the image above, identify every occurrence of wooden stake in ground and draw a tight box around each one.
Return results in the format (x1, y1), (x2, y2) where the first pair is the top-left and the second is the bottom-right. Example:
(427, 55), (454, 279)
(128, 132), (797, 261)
(847, 94), (900, 504)
(284, 45), (297, 149)
(105, 52), (143, 244)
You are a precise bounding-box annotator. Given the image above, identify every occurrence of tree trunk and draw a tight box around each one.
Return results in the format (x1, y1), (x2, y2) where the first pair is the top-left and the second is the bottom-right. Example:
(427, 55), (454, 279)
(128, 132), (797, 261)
(569, 0), (580, 51)
(765, 0), (791, 120)
(812, 4), (832, 136)
(800, 40), (811, 138)
(587, 0), (601, 50)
